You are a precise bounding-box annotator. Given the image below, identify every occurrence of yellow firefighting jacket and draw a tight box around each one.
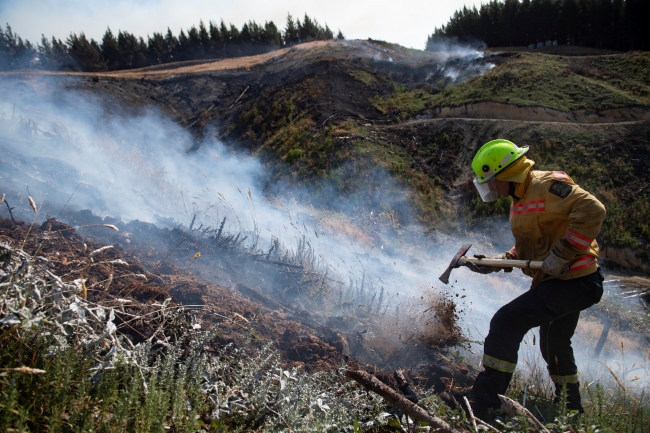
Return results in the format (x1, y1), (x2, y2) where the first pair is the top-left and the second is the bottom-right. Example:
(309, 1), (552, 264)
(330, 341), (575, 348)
(507, 170), (606, 287)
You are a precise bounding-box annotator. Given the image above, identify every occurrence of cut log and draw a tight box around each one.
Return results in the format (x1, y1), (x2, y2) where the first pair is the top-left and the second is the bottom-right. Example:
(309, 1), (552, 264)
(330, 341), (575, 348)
(346, 369), (465, 433)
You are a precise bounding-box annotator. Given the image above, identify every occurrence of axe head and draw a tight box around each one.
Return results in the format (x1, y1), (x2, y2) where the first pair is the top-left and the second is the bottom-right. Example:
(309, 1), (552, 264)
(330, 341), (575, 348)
(438, 243), (472, 285)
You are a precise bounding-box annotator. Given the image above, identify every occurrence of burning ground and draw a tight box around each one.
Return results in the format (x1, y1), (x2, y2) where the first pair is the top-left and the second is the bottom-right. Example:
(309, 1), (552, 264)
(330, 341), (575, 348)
(0, 213), (480, 430)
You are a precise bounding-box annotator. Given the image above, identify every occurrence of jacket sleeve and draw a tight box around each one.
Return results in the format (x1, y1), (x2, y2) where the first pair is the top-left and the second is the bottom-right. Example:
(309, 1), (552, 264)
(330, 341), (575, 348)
(549, 183), (606, 261)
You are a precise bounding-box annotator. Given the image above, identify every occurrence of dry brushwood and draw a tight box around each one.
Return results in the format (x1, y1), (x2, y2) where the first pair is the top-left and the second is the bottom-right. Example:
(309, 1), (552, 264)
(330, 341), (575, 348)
(498, 394), (549, 432)
(346, 369), (465, 433)
(0, 240), (187, 377)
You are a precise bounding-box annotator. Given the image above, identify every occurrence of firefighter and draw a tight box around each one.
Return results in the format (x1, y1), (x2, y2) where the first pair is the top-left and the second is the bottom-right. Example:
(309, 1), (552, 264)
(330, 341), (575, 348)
(464, 139), (606, 417)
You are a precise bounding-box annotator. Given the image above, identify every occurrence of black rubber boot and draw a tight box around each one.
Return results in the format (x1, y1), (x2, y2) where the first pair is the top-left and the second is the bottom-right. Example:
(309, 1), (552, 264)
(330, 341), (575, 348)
(462, 390), (491, 420)
(553, 382), (584, 413)
(470, 366), (511, 413)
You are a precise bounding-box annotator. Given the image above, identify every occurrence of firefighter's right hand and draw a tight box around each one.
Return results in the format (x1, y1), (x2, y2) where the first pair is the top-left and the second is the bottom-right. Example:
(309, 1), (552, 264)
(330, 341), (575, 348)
(465, 253), (514, 274)
(464, 254), (500, 274)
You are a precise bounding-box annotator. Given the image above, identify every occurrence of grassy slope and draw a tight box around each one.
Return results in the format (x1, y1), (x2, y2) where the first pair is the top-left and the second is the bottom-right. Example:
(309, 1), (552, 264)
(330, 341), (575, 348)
(375, 52), (650, 118)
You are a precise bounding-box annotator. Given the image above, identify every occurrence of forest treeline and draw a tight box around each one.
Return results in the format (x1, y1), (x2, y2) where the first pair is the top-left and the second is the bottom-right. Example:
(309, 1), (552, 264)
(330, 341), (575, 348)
(0, 14), (342, 72)
(428, 0), (649, 51)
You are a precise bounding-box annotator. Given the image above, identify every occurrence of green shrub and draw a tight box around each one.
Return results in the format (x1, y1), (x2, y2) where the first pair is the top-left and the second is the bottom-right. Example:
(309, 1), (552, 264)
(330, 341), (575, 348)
(286, 148), (302, 163)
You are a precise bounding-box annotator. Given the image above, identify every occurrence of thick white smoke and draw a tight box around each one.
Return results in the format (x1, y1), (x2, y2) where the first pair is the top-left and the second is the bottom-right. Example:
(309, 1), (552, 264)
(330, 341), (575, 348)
(0, 74), (646, 392)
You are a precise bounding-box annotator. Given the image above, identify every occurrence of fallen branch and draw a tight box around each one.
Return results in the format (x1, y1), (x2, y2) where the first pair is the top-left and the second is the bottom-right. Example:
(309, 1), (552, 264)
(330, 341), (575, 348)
(475, 418), (500, 432)
(463, 396), (478, 433)
(229, 86), (249, 109)
(0, 366), (46, 374)
(345, 369), (465, 433)
(498, 394), (548, 432)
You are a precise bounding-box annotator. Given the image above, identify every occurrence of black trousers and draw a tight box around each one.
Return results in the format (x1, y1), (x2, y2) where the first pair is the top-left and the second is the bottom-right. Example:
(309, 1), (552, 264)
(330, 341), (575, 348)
(471, 269), (604, 412)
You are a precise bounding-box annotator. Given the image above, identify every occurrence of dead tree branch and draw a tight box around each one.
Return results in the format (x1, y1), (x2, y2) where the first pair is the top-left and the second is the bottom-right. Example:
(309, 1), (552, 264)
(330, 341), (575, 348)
(345, 369), (465, 433)
(229, 86), (250, 109)
(498, 394), (548, 432)
(463, 396), (478, 433)
(3, 200), (16, 222)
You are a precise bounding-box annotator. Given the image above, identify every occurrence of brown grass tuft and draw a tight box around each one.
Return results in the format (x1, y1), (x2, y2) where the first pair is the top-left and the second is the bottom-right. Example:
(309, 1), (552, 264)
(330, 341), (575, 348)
(28, 196), (37, 213)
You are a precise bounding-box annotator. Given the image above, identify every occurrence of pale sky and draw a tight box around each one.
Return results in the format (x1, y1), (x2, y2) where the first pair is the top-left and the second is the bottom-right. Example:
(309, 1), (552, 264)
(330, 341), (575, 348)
(0, 0), (484, 50)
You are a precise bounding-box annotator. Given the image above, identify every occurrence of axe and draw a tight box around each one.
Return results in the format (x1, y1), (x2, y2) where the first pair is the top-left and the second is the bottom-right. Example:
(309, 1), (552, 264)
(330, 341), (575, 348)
(439, 243), (543, 284)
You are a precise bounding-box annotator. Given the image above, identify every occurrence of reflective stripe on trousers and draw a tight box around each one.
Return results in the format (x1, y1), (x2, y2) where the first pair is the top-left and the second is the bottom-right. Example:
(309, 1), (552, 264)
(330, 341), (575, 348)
(482, 354), (516, 374)
(550, 373), (580, 385)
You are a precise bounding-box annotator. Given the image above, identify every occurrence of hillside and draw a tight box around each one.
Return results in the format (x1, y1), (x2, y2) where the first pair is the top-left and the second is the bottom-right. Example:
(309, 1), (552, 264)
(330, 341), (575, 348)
(2, 39), (650, 432)
(10, 40), (646, 271)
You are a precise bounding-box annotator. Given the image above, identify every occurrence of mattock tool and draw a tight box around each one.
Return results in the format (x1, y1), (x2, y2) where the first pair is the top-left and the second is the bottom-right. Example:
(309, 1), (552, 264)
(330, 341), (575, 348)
(439, 243), (543, 284)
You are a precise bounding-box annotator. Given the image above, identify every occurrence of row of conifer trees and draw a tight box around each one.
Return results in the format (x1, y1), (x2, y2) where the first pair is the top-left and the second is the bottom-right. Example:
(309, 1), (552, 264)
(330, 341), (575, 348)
(0, 13), (343, 72)
(429, 0), (649, 51)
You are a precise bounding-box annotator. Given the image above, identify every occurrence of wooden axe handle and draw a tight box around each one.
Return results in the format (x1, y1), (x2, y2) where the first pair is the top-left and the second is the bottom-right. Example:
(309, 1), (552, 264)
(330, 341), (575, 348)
(460, 257), (543, 269)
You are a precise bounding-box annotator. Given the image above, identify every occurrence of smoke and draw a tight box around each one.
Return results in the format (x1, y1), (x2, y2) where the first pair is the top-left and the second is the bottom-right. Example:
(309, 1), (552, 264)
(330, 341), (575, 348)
(0, 74), (445, 296)
(424, 34), (495, 83)
(1, 74), (647, 393)
(425, 34), (486, 61)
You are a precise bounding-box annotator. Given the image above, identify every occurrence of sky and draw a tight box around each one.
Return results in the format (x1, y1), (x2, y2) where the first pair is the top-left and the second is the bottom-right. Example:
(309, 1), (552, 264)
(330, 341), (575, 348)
(0, 0), (484, 50)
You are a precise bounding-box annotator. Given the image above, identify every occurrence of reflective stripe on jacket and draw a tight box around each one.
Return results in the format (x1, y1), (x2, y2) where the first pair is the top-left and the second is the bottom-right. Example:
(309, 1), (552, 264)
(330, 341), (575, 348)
(509, 170), (606, 286)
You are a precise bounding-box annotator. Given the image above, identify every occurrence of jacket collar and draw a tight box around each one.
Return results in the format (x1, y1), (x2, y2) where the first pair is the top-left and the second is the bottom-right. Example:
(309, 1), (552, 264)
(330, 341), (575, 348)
(513, 170), (533, 200)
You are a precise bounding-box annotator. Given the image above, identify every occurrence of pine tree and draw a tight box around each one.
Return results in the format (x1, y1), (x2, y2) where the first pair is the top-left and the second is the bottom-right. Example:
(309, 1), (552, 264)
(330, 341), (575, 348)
(101, 28), (120, 70)
(0, 24), (36, 70)
(147, 32), (167, 64)
(117, 30), (141, 68)
(431, 0), (640, 50)
(299, 14), (319, 42)
(66, 32), (104, 71)
(284, 14), (299, 45)
(164, 28), (178, 61)
(177, 28), (189, 61)
(187, 25), (203, 59)
(263, 21), (282, 47)
(2, 13), (344, 70)
(209, 20), (222, 57)
(322, 24), (334, 40)
(240, 23), (252, 44)
(199, 20), (210, 52)
(134, 36), (149, 67)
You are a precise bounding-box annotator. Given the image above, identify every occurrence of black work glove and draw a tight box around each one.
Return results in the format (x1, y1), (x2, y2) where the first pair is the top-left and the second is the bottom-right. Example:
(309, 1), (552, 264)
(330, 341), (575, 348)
(464, 253), (513, 274)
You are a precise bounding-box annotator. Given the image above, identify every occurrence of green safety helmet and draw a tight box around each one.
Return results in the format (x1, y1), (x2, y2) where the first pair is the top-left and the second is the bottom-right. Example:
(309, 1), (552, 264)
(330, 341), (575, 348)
(471, 139), (528, 183)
